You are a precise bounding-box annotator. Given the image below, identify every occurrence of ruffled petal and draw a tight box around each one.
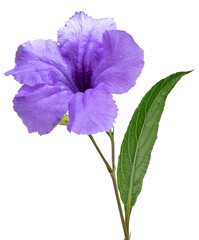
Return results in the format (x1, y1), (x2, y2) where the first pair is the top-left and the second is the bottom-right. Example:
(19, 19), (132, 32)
(58, 11), (116, 49)
(5, 40), (77, 92)
(13, 84), (74, 135)
(58, 12), (116, 92)
(67, 83), (118, 135)
(92, 30), (144, 94)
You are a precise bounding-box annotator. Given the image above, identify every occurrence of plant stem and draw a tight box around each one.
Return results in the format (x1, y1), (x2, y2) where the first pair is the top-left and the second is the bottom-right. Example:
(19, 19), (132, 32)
(109, 128), (115, 169)
(108, 131), (129, 240)
(88, 133), (129, 240)
(111, 169), (129, 240)
(88, 134), (112, 174)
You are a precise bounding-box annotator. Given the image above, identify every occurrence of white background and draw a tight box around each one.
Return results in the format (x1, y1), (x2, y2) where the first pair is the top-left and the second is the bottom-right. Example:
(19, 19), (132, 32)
(0, 0), (199, 239)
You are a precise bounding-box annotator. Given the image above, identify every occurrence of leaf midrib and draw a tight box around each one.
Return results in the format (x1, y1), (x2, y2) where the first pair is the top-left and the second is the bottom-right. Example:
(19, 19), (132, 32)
(125, 76), (169, 214)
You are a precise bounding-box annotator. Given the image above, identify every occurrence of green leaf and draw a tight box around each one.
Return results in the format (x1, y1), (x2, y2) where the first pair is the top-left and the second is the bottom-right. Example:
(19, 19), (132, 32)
(54, 114), (69, 129)
(59, 114), (69, 126)
(117, 71), (192, 225)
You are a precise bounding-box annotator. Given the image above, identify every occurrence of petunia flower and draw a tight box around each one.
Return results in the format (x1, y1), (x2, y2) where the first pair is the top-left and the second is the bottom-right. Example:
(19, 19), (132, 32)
(5, 12), (144, 135)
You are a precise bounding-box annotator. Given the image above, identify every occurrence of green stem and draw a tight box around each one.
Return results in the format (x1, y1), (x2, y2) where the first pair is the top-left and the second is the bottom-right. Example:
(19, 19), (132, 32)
(108, 128), (115, 169)
(88, 133), (129, 240)
(111, 169), (129, 240)
(88, 134), (112, 174)
(108, 131), (129, 240)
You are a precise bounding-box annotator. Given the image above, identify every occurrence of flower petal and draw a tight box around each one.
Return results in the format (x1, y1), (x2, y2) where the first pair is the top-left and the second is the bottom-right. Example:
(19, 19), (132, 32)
(67, 83), (118, 135)
(58, 12), (116, 92)
(92, 30), (144, 94)
(58, 11), (116, 49)
(13, 84), (74, 135)
(5, 40), (77, 92)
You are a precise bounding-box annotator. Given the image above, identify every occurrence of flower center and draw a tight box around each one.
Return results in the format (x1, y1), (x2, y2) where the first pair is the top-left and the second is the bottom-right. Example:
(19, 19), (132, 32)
(74, 66), (93, 93)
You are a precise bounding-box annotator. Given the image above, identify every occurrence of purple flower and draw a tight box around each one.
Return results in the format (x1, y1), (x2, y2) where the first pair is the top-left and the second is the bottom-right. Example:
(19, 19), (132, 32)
(5, 12), (144, 135)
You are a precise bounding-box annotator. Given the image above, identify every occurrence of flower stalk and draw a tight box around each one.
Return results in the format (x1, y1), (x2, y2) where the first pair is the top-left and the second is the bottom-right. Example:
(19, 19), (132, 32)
(88, 135), (112, 174)
(88, 132), (129, 240)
